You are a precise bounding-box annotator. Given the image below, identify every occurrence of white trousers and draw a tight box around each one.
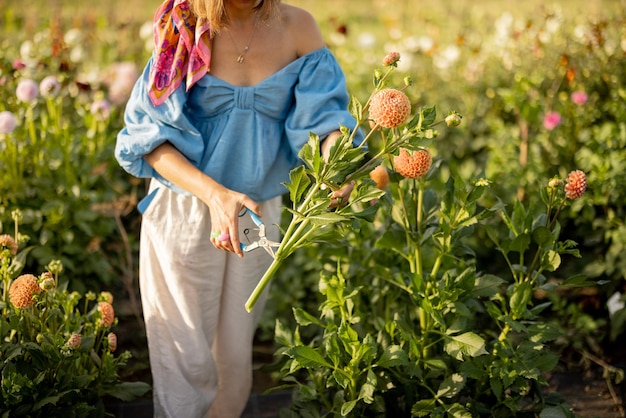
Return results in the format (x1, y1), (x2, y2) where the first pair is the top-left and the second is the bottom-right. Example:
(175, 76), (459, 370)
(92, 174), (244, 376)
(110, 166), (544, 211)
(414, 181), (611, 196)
(139, 180), (282, 418)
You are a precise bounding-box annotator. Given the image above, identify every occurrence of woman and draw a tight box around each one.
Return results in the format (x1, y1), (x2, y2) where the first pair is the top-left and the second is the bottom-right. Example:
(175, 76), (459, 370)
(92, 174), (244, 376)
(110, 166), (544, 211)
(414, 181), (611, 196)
(115, 0), (361, 416)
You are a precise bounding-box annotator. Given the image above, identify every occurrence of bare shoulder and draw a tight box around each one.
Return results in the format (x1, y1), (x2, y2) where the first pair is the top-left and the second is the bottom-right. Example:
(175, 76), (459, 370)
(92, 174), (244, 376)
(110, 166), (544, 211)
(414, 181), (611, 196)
(280, 4), (324, 56)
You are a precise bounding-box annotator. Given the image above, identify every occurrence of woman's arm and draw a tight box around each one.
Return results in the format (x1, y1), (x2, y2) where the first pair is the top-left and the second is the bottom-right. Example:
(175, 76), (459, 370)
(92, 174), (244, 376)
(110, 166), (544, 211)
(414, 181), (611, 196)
(145, 142), (260, 257)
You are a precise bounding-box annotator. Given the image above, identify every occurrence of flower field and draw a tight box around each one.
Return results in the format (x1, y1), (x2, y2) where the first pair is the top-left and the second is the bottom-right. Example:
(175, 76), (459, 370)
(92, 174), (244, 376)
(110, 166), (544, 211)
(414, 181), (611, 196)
(1, 0), (626, 416)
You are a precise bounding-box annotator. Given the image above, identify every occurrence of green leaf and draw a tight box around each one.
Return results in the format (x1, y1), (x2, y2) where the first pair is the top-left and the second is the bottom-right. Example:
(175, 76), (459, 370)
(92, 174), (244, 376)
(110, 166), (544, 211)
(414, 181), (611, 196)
(349, 95), (363, 120)
(532, 226), (554, 246)
(446, 403), (472, 418)
(289, 346), (332, 368)
(436, 373), (465, 398)
(510, 282), (532, 320)
(275, 319), (294, 347)
(102, 381), (152, 401)
(490, 377), (503, 400)
(510, 233), (530, 253)
(285, 166), (311, 205)
(358, 369), (376, 404)
(293, 308), (322, 327)
(444, 332), (488, 360)
(561, 274), (595, 288)
(308, 212), (347, 225)
(333, 368), (351, 389)
(533, 353), (559, 372)
(471, 274), (506, 298)
(341, 399), (358, 416)
(376, 345), (409, 368)
(421, 105), (437, 127)
(542, 250), (561, 272)
(411, 399), (436, 417)
(539, 405), (572, 418)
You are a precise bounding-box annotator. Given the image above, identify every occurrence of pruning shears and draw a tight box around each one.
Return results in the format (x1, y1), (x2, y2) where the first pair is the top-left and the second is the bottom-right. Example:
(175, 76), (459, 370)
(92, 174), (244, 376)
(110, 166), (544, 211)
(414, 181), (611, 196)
(239, 208), (281, 259)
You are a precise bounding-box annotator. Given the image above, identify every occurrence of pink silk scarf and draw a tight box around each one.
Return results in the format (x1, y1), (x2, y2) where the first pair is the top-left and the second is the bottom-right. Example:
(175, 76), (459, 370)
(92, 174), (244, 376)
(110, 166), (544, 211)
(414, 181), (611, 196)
(148, 0), (212, 106)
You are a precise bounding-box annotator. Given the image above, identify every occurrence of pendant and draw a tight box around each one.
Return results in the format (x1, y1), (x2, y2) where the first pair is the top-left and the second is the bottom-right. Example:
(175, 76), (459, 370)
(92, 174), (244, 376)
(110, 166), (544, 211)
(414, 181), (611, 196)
(237, 54), (245, 63)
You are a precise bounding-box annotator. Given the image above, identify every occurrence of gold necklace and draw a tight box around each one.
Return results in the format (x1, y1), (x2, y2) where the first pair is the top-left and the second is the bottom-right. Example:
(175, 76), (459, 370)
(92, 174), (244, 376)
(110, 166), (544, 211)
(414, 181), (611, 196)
(226, 14), (260, 64)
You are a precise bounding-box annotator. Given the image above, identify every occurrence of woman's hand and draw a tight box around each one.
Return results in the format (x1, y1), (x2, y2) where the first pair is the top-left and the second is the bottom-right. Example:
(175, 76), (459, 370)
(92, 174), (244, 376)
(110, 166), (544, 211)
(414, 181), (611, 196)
(330, 180), (355, 208)
(322, 131), (356, 208)
(201, 185), (261, 257)
(145, 142), (260, 257)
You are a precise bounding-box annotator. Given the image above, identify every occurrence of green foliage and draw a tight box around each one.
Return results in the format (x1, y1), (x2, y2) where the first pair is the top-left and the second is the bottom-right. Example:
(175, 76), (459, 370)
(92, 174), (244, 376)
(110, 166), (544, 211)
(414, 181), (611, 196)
(0, 213), (150, 416)
(0, 13), (143, 294)
(265, 55), (591, 416)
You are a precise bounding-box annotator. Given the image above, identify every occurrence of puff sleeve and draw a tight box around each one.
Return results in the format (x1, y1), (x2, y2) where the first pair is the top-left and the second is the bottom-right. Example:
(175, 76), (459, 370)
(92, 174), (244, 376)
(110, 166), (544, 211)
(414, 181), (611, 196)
(284, 48), (363, 156)
(115, 56), (204, 190)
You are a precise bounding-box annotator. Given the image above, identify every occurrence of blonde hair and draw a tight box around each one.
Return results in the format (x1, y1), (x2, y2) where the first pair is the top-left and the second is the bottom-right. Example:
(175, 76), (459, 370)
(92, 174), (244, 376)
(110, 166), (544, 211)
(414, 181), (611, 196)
(188, 0), (281, 35)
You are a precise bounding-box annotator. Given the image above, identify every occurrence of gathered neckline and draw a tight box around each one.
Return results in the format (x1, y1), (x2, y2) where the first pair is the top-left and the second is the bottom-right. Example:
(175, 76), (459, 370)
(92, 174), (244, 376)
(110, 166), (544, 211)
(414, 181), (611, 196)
(205, 46), (327, 89)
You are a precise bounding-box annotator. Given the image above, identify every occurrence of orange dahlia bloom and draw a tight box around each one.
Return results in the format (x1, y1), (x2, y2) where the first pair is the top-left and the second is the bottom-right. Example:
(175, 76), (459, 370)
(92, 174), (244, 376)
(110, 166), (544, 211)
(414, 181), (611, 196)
(9, 274), (42, 308)
(394, 148), (432, 179)
(369, 165), (389, 189)
(369, 89), (411, 128)
(564, 170), (586, 200)
(0, 234), (18, 256)
(98, 301), (115, 328)
(108, 333), (118, 352)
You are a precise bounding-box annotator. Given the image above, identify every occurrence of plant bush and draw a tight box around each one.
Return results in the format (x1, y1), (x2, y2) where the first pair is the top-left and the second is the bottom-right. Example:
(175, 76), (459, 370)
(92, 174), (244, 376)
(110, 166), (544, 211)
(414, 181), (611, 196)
(0, 210), (150, 417)
(247, 52), (605, 417)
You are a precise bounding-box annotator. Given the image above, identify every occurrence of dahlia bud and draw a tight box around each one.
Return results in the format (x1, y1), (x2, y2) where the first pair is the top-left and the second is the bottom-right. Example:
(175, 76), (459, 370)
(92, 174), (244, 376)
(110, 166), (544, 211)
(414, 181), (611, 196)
(46, 259), (63, 275)
(382, 51), (400, 67)
(39, 276), (55, 291)
(66, 333), (82, 350)
(98, 301), (115, 328)
(100, 291), (114, 304)
(548, 178), (562, 188)
(445, 111), (462, 127)
(394, 148), (432, 179)
(369, 165), (389, 190)
(564, 170), (586, 200)
(0, 234), (18, 256)
(369, 88), (411, 128)
(107, 333), (118, 352)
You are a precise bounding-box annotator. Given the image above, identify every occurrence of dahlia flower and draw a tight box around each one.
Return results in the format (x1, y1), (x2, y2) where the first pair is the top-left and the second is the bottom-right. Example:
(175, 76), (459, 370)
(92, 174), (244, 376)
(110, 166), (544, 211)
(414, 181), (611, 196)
(543, 111), (562, 131)
(39, 75), (61, 97)
(394, 148), (432, 179)
(16, 79), (39, 103)
(564, 170), (586, 200)
(9, 274), (42, 308)
(369, 88), (411, 128)
(571, 91), (588, 106)
(0, 111), (17, 134)
(90, 99), (111, 120)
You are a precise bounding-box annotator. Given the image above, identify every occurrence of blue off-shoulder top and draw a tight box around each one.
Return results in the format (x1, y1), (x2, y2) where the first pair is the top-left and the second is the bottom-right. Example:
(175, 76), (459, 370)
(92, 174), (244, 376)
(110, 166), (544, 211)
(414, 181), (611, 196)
(115, 46), (362, 202)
